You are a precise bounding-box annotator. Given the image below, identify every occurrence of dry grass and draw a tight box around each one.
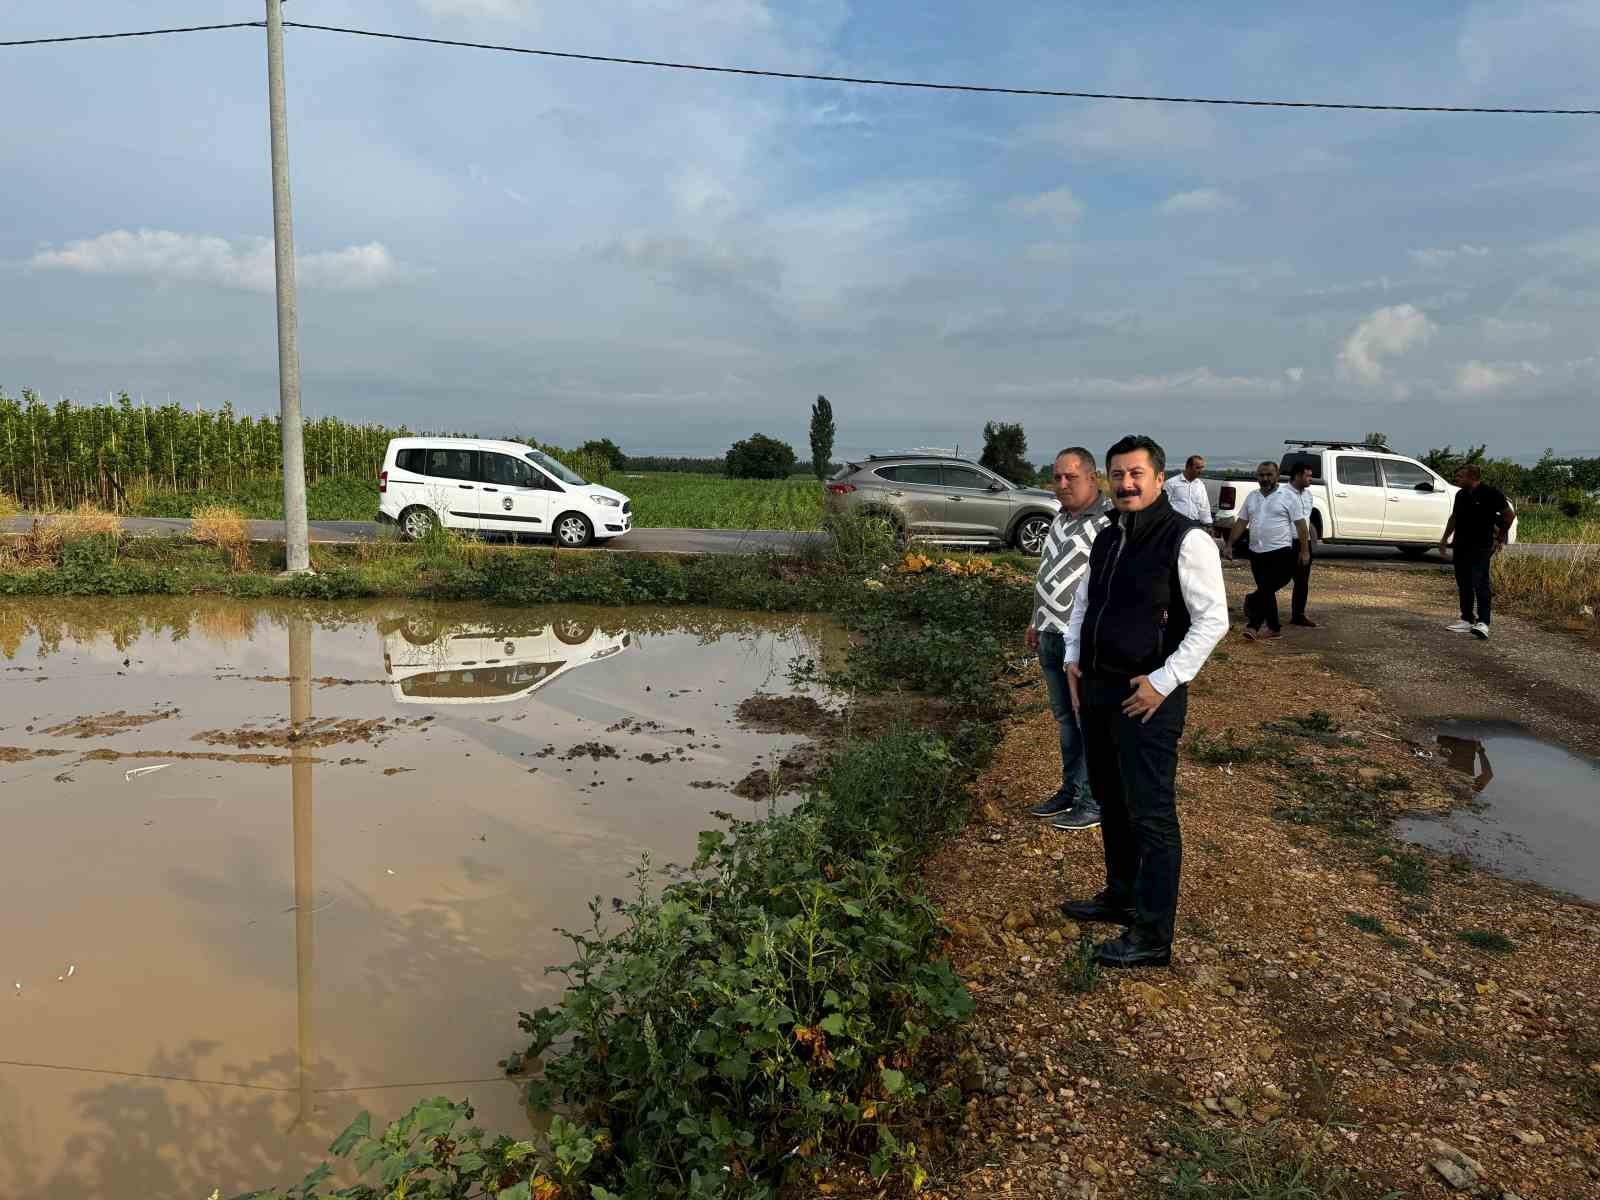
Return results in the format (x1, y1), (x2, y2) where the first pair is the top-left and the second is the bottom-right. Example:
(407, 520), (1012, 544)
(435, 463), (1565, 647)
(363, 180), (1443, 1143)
(0, 520), (62, 570)
(53, 503), (122, 539)
(1493, 550), (1600, 634)
(191, 504), (251, 571)
(0, 492), (19, 519)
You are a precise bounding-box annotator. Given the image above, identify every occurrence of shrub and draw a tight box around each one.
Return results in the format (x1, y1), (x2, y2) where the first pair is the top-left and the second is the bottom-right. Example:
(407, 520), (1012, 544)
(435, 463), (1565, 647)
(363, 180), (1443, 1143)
(0, 491), (18, 519)
(726, 434), (799, 480)
(54, 503), (122, 540)
(192, 504), (251, 571)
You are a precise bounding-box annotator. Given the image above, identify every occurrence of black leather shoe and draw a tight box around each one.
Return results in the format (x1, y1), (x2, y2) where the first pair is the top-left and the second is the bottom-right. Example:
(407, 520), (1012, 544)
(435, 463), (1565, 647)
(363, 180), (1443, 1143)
(1060, 891), (1134, 925)
(1093, 932), (1171, 969)
(1290, 615), (1317, 627)
(1026, 790), (1077, 818)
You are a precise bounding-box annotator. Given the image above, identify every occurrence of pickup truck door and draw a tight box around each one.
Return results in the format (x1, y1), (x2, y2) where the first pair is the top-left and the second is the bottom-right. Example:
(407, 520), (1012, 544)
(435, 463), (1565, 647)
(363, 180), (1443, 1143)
(1379, 457), (1452, 543)
(1327, 453), (1387, 539)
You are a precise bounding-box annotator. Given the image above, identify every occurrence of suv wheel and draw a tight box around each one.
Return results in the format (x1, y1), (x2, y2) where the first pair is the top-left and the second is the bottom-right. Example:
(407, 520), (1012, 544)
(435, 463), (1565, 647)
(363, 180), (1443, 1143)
(399, 506), (437, 541)
(555, 512), (594, 548)
(1015, 514), (1052, 556)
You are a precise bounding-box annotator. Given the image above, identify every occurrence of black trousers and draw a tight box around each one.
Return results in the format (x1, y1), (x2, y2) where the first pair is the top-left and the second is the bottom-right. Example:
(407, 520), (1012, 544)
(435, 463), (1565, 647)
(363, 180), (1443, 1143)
(1454, 550), (1492, 625)
(1080, 677), (1188, 948)
(1245, 546), (1296, 631)
(1291, 541), (1314, 619)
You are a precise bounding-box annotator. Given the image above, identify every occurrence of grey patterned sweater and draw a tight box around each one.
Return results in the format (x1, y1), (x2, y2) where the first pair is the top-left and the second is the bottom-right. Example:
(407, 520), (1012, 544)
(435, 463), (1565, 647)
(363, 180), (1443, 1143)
(1031, 497), (1113, 634)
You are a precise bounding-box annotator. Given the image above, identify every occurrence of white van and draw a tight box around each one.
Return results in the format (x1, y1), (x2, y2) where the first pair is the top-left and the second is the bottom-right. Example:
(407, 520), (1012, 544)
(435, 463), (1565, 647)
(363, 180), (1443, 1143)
(378, 437), (633, 546)
(379, 614), (631, 706)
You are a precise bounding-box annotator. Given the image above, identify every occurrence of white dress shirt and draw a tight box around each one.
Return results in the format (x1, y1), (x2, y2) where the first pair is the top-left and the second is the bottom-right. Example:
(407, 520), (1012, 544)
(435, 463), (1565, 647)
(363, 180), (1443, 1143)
(1164, 475), (1212, 524)
(1238, 486), (1301, 553)
(1062, 526), (1229, 696)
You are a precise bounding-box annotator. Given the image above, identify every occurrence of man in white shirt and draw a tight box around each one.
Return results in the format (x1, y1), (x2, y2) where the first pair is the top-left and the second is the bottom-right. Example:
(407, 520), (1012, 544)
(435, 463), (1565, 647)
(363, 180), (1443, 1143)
(1163, 455), (1213, 527)
(1286, 462), (1318, 627)
(1225, 462), (1309, 640)
(1059, 435), (1229, 969)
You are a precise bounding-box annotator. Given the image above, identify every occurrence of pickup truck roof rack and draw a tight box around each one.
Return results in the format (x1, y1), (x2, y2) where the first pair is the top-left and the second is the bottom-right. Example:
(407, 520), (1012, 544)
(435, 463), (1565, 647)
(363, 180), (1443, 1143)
(1284, 439), (1390, 451)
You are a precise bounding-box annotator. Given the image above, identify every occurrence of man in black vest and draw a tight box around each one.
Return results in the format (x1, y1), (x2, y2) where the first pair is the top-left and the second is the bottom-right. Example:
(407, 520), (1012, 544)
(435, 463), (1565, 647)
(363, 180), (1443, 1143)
(1060, 435), (1229, 968)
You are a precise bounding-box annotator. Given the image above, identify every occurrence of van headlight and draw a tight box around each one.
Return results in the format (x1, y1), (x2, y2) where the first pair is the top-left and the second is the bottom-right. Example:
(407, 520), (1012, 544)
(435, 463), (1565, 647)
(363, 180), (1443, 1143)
(589, 495), (621, 507)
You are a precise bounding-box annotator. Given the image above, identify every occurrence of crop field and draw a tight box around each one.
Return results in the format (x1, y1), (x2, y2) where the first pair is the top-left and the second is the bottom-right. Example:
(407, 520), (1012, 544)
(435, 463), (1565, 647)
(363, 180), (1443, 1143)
(124, 471), (827, 531)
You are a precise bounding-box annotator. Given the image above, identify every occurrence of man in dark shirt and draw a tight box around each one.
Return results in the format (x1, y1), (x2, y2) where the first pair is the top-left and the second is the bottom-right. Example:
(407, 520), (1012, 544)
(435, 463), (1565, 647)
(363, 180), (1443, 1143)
(1439, 464), (1514, 640)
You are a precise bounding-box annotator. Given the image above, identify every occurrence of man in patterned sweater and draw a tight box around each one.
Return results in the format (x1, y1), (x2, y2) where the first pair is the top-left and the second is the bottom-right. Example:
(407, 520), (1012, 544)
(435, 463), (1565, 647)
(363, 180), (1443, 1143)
(1025, 446), (1114, 830)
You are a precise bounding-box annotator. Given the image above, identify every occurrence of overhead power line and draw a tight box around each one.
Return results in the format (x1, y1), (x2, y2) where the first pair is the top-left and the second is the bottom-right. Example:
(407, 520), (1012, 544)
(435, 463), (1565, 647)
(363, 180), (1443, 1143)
(0, 22), (260, 47)
(6, 18), (1600, 115)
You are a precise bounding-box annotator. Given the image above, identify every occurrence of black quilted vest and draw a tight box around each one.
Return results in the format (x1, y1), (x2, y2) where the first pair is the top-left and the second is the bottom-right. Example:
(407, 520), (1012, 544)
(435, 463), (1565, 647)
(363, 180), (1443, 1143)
(1080, 492), (1201, 681)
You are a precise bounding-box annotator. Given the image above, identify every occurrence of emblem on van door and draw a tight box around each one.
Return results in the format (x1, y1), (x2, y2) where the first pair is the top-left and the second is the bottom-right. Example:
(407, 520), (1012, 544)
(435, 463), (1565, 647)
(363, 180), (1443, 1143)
(503, 497), (513, 510)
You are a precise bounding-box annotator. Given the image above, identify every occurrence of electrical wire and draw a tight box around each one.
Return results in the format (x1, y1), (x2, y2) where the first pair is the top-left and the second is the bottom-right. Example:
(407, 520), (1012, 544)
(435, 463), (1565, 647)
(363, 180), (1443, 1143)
(4, 18), (1599, 115)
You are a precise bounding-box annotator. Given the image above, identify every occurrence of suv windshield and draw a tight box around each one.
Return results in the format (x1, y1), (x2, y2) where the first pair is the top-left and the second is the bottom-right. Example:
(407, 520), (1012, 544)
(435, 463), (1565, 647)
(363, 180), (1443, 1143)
(524, 449), (586, 486)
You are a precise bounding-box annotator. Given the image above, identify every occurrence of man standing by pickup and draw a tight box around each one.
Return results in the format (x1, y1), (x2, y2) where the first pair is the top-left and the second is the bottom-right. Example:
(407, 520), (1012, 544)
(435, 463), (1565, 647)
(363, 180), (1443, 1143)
(1164, 455), (1213, 526)
(1025, 447), (1113, 828)
(1226, 461), (1309, 639)
(1061, 435), (1228, 968)
(1440, 464), (1514, 640)
(1287, 462), (1318, 627)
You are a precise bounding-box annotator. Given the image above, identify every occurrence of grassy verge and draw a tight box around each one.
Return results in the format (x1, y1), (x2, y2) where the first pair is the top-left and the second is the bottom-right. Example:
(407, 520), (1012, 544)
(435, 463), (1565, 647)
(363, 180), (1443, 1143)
(1513, 507), (1600, 544)
(121, 470), (827, 531)
(87, 517), (1031, 1199)
(1491, 550), (1600, 635)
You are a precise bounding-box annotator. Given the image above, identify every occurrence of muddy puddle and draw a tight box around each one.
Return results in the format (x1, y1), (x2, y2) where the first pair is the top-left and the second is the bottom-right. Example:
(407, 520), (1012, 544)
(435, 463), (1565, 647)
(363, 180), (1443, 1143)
(0, 598), (843, 1199)
(1396, 721), (1600, 904)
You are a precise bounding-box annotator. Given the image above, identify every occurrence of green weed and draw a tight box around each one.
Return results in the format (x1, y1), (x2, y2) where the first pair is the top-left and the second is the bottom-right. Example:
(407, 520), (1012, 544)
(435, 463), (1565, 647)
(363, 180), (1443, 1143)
(1159, 1120), (1381, 1200)
(1455, 928), (1515, 954)
(1186, 727), (1269, 765)
(1058, 934), (1101, 994)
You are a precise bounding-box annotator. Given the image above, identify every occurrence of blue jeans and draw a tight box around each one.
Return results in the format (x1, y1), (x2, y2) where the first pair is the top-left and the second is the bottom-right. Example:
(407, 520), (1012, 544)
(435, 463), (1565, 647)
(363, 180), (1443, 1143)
(1037, 629), (1092, 802)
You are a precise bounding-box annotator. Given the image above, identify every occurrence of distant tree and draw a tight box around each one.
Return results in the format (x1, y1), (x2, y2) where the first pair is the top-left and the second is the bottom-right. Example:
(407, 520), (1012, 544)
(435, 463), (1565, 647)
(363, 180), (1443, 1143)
(579, 438), (627, 470)
(979, 421), (1034, 484)
(1364, 431), (1390, 449)
(1421, 443), (1486, 477)
(808, 395), (836, 481)
(725, 433), (798, 480)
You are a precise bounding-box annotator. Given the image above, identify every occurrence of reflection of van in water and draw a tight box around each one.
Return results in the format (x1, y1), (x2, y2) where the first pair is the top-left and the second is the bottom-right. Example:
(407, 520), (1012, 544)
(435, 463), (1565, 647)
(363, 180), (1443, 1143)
(379, 615), (631, 705)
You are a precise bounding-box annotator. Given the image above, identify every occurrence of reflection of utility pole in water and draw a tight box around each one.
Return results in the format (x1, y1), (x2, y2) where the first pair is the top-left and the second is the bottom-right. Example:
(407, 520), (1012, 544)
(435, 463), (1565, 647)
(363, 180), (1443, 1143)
(289, 615), (316, 1131)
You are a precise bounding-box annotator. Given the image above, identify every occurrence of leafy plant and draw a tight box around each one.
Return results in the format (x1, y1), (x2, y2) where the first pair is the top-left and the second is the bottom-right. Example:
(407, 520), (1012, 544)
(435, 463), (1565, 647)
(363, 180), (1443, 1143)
(1455, 928), (1514, 954)
(1057, 935), (1100, 994)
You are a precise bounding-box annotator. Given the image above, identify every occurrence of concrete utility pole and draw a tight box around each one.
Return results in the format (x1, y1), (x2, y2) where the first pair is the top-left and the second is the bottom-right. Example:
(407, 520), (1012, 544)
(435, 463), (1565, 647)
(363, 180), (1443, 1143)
(266, 0), (311, 573)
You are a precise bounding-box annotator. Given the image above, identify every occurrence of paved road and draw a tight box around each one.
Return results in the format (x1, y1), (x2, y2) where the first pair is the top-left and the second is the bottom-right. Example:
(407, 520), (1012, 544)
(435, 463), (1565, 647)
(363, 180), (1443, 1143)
(2, 514), (1593, 561)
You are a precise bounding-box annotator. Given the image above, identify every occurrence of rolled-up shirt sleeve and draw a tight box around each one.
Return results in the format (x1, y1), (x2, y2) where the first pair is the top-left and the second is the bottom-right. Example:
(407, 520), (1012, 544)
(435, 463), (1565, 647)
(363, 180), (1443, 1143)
(1148, 528), (1229, 696)
(1061, 563), (1091, 667)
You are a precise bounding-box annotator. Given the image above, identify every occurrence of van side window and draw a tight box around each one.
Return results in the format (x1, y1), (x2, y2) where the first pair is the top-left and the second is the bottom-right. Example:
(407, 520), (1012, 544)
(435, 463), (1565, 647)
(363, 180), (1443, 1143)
(481, 453), (533, 487)
(395, 448), (425, 473)
(1335, 456), (1381, 487)
(424, 448), (479, 480)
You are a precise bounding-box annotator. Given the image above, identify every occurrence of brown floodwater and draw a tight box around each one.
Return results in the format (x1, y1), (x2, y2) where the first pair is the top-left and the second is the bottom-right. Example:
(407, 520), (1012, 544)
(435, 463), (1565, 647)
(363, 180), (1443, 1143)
(0, 598), (843, 1199)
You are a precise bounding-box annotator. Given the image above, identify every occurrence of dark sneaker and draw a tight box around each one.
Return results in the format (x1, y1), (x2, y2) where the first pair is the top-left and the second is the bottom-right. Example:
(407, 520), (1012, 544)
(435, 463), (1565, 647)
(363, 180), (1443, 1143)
(1049, 802), (1102, 832)
(1290, 616), (1317, 627)
(1060, 891), (1134, 925)
(1026, 790), (1078, 818)
(1093, 932), (1172, 969)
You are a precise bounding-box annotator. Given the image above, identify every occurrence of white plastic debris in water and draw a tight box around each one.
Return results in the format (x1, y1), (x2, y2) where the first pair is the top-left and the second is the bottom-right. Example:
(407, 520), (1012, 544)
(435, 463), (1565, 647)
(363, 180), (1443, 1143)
(57, 964), (76, 981)
(385, 869), (395, 876)
(125, 763), (172, 780)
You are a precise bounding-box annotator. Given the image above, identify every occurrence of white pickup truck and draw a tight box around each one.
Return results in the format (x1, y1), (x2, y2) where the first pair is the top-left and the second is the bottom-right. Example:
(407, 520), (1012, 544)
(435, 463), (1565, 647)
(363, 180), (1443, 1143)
(1207, 440), (1517, 559)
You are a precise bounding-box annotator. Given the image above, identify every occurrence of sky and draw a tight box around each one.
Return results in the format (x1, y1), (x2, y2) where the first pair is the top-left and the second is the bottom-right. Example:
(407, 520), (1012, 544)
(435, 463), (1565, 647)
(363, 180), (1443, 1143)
(2, 1), (1598, 464)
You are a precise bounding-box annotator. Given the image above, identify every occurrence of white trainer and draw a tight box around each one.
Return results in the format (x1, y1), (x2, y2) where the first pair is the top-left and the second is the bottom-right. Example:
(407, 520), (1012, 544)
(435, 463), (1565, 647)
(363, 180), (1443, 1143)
(1446, 620), (1473, 633)
(1471, 622), (1490, 640)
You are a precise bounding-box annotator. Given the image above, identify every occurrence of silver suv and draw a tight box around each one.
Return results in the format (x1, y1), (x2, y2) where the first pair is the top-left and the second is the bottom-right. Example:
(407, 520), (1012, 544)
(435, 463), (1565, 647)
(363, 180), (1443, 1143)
(823, 454), (1061, 554)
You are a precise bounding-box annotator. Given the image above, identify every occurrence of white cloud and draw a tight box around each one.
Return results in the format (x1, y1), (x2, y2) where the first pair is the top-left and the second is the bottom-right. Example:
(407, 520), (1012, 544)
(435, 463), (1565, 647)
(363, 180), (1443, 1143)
(1456, 359), (1541, 395)
(1530, 226), (1600, 265)
(1158, 187), (1239, 215)
(1481, 317), (1551, 344)
(1031, 103), (1215, 153)
(1336, 303), (1435, 385)
(1007, 186), (1085, 229)
(1407, 244), (1490, 267)
(599, 233), (780, 298)
(418, 0), (535, 18)
(996, 366), (1287, 399)
(1284, 367), (1304, 383)
(29, 230), (404, 293)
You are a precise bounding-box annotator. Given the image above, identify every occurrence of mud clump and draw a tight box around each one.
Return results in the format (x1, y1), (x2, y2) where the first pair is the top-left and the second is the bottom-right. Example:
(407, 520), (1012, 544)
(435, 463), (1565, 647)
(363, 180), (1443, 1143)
(734, 694), (838, 737)
(40, 709), (178, 739)
(562, 742), (620, 761)
(0, 746), (67, 763)
(80, 748), (322, 767)
(191, 717), (397, 750)
(732, 769), (772, 800)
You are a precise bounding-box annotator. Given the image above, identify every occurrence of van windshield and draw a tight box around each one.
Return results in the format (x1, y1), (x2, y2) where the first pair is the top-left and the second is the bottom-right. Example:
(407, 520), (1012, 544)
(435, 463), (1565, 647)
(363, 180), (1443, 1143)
(525, 449), (586, 486)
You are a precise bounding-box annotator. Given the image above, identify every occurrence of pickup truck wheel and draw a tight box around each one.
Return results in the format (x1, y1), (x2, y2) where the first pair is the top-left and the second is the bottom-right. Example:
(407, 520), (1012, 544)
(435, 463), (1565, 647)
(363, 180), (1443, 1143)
(1397, 545), (1432, 560)
(1015, 514), (1053, 556)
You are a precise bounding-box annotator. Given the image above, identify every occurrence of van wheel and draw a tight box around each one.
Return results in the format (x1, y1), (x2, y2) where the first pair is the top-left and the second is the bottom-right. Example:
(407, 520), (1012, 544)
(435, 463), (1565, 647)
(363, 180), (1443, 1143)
(1015, 514), (1052, 556)
(555, 512), (594, 548)
(399, 506), (437, 541)
(552, 617), (596, 645)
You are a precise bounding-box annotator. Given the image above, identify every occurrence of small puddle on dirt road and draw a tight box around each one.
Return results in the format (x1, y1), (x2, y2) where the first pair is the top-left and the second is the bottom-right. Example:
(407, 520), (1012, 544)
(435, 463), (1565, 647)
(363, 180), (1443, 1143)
(0, 598), (842, 1199)
(1396, 721), (1600, 903)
